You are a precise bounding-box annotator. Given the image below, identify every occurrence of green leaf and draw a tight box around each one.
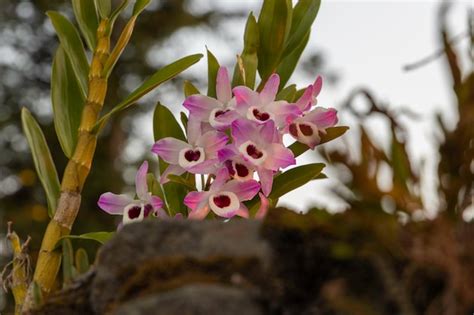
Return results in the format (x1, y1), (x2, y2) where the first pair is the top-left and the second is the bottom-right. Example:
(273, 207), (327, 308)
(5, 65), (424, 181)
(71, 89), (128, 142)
(282, 0), (321, 57)
(184, 80), (200, 97)
(32, 281), (43, 307)
(51, 45), (85, 158)
(72, 0), (99, 51)
(21, 108), (61, 217)
(75, 248), (90, 274)
(133, 0), (151, 15)
(57, 232), (115, 248)
(62, 239), (76, 286)
(47, 11), (89, 99)
(103, 16), (137, 78)
(276, 84), (297, 101)
(180, 112), (188, 130)
(232, 13), (259, 88)
(95, 0), (111, 18)
(109, 0), (130, 27)
(207, 49), (220, 98)
(96, 54), (203, 131)
(270, 163), (325, 199)
(167, 175), (196, 191)
(289, 126), (350, 157)
(277, 31), (310, 87)
(146, 173), (164, 201)
(153, 103), (188, 216)
(257, 0), (292, 81)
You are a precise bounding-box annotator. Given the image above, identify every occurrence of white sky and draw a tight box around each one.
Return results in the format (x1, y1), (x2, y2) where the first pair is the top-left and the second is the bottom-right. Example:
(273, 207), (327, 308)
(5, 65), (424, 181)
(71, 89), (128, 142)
(134, 0), (472, 213)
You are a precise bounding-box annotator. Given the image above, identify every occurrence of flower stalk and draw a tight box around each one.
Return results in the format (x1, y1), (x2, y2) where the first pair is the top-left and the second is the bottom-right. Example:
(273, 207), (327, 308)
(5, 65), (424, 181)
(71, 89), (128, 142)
(22, 18), (111, 312)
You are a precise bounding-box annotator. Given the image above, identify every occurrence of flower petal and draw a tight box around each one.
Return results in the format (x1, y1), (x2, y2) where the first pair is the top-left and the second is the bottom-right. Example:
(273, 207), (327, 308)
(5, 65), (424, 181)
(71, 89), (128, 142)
(258, 168), (274, 196)
(149, 195), (164, 210)
(98, 192), (133, 215)
(183, 95), (221, 121)
(211, 167), (230, 191)
(294, 85), (313, 112)
(185, 191), (210, 220)
(197, 131), (229, 158)
(135, 161), (149, 200)
(160, 164), (186, 184)
(255, 192), (269, 219)
(216, 67), (232, 103)
(231, 119), (257, 146)
(260, 73), (280, 104)
(265, 143), (296, 170)
(306, 107), (338, 129)
(233, 86), (260, 107)
(313, 76), (323, 99)
(152, 138), (190, 164)
(221, 179), (260, 201)
(187, 159), (218, 174)
(235, 203), (250, 218)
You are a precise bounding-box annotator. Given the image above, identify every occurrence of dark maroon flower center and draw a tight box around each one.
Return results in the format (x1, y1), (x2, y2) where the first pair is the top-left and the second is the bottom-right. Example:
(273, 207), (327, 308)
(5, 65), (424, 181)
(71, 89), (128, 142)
(215, 109), (230, 118)
(213, 195), (231, 208)
(128, 206), (141, 219)
(143, 204), (154, 217)
(299, 124), (314, 136)
(289, 123), (298, 137)
(252, 109), (270, 121)
(246, 144), (263, 159)
(235, 163), (249, 177)
(184, 149), (201, 162)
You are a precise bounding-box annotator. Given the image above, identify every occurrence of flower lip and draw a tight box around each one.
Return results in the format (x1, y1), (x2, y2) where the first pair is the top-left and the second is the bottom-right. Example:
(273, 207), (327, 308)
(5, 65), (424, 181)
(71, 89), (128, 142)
(226, 160), (253, 181)
(239, 140), (266, 165)
(209, 108), (231, 128)
(247, 106), (273, 123)
(123, 203), (144, 225)
(209, 191), (239, 216)
(178, 147), (205, 168)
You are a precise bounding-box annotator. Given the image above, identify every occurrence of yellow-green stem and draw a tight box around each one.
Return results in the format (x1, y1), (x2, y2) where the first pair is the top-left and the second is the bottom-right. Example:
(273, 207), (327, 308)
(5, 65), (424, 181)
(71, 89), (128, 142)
(22, 19), (110, 312)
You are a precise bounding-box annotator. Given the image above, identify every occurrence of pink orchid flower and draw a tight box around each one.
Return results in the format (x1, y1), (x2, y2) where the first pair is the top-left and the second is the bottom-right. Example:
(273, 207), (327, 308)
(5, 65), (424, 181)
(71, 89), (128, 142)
(98, 161), (165, 225)
(184, 168), (260, 219)
(233, 73), (301, 129)
(288, 76), (338, 149)
(183, 67), (240, 130)
(220, 119), (295, 196)
(152, 118), (228, 183)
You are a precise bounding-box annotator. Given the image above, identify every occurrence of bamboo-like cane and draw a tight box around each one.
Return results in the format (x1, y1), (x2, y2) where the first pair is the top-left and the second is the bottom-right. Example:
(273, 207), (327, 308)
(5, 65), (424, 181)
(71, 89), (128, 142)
(22, 19), (111, 312)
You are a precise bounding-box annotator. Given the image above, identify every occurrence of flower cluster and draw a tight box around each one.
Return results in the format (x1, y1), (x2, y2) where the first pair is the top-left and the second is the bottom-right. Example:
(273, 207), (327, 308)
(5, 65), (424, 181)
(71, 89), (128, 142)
(98, 68), (338, 225)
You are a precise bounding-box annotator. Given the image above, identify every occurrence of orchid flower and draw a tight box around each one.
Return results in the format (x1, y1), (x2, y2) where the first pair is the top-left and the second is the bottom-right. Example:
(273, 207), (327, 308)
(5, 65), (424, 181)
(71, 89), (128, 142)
(233, 73), (301, 129)
(287, 76), (338, 149)
(184, 168), (260, 219)
(183, 67), (240, 130)
(98, 161), (165, 225)
(220, 119), (295, 196)
(152, 118), (228, 183)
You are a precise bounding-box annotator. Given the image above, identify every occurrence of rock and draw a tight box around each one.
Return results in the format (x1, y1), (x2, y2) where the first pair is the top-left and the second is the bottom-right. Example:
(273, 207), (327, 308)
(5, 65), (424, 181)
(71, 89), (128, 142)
(114, 284), (265, 315)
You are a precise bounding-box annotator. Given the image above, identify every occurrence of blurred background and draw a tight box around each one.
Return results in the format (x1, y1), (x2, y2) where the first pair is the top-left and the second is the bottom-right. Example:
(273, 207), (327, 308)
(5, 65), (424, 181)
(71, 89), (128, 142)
(0, 0), (473, 312)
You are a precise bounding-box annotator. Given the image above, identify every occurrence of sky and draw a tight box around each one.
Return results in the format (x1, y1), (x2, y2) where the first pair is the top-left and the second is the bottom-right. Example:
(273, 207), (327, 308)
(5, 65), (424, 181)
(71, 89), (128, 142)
(132, 0), (472, 213)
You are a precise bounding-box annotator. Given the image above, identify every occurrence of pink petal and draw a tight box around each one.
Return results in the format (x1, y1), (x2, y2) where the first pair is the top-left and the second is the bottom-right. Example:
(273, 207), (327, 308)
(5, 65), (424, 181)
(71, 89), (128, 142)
(210, 167), (230, 191)
(306, 107), (338, 129)
(259, 120), (278, 144)
(232, 86), (260, 107)
(258, 168), (274, 197)
(135, 161), (149, 200)
(197, 131), (229, 158)
(231, 119), (257, 146)
(184, 191), (208, 211)
(152, 138), (190, 164)
(187, 159), (218, 174)
(218, 145), (237, 162)
(149, 195), (163, 210)
(294, 85), (313, 111)
(98, 192), (133, 215)
(265, 143), (296, 170)
(221, 179), (260, 201)
(255, 192), (269, 219)
(211, 110), (240, 129)
(266, 102), (302, 128)
(216, 67), (232, 103)
(160, 164), (186, 184)
(313, 76), (323, 98)
(260, 73), (280, 104)
(235, 203), (249, 218)
(183, 95), (220, 120)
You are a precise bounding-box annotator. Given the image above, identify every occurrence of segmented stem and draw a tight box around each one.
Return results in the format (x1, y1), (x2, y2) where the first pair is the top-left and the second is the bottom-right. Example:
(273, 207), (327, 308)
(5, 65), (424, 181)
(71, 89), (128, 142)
(22, 19), (110, 312)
